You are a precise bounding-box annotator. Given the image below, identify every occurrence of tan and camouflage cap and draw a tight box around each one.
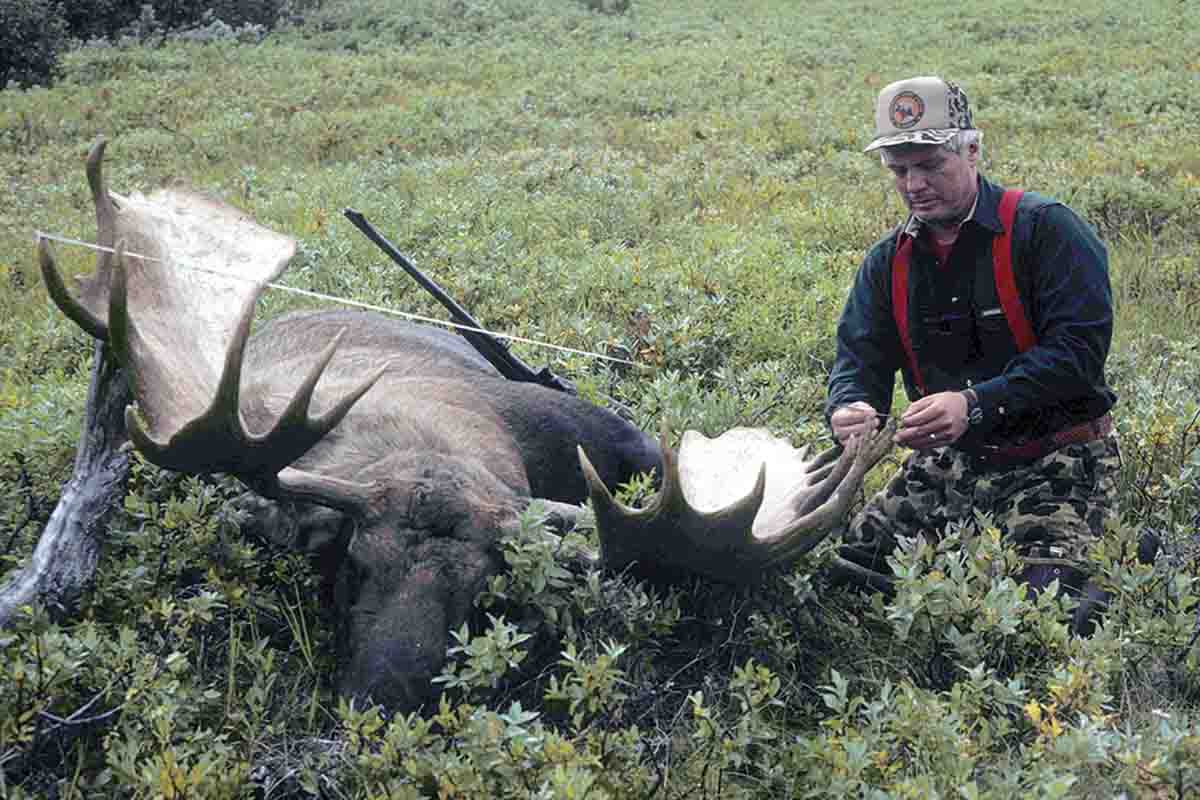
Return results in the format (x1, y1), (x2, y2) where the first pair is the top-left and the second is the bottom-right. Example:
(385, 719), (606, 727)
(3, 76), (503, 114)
(864, 76), (974, 153)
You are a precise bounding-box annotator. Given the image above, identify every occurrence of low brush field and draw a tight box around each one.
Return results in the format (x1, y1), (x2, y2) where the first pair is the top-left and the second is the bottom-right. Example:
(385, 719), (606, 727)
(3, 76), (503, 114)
(2, 1), (1199, 797)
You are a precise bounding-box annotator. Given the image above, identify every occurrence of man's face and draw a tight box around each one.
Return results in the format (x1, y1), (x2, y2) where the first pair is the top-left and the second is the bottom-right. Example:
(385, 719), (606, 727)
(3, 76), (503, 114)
(881, 142), (978, 226)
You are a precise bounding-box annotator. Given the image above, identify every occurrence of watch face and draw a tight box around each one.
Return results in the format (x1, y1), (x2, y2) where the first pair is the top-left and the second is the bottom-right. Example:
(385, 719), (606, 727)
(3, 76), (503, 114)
(968, 407), (984, 426)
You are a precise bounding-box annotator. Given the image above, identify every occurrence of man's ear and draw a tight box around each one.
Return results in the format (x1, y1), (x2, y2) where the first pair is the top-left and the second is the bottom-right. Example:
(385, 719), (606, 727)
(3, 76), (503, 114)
(965, 141), (980, 167)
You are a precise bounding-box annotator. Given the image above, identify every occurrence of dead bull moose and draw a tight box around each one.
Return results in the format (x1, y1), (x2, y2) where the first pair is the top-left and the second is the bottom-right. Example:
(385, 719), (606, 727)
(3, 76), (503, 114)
(6, 138), (893, 711)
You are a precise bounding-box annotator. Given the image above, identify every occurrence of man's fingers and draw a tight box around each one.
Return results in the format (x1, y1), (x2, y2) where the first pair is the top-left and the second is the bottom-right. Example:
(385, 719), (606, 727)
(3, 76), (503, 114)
(834, 416), (879, 443)
(835, 425), (868, 444)
(900, 404), (938, 427)
(832, 403), (881, 443)
(835, 404), (873, 424)
(895, 423), (952, 449)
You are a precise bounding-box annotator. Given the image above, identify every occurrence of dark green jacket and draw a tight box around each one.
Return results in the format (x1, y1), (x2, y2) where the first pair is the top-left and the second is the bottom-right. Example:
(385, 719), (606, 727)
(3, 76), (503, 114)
(826, 176), (1116, 447)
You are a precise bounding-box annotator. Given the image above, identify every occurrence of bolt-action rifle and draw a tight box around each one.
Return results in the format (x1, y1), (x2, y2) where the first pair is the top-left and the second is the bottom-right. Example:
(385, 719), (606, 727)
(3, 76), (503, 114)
(343, 209), (575, 394)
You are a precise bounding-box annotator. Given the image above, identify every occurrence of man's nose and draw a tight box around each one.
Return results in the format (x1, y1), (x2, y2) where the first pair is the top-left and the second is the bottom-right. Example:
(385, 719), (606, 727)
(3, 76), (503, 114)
(904, 170), (928, 193)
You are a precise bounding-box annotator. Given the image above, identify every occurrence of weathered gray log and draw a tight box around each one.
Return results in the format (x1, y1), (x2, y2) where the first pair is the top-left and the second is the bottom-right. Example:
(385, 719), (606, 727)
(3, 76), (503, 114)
(0, 339), (131, 628)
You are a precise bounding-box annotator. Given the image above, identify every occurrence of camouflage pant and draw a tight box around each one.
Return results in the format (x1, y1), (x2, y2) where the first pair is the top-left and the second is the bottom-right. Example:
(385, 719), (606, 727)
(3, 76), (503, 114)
(843, 434), (1120, 574)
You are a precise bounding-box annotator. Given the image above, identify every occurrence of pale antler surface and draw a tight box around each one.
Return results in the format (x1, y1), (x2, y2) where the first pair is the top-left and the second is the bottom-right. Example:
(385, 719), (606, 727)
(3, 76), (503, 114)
(39, 137), (381, 488)
(581, 421), (895, 584)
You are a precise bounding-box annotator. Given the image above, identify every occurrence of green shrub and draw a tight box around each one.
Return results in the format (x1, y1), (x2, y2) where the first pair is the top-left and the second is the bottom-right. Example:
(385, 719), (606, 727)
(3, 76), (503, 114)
(58, 0), (145, 41)
(1107, 335), (1200, 542)
(3, 0), (1200, 795)
(0, 0), (68, 89)
(1, 0), (315, 89)
(65, 0), (307, 40)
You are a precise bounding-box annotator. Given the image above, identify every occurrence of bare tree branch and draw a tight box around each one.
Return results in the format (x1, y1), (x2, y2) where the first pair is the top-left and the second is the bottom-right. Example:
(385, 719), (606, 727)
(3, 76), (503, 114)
(0, 340), (132, 629)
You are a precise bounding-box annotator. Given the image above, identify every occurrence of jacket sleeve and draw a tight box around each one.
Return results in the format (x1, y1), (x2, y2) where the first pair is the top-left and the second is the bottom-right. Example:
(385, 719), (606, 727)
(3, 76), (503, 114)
(825, 243), (904, 424)
(967, 203), (1112, 431)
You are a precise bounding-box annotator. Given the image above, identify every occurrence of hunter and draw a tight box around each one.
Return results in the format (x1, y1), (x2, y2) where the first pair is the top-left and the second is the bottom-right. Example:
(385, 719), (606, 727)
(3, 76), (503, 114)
(826, 76), (1120, 633)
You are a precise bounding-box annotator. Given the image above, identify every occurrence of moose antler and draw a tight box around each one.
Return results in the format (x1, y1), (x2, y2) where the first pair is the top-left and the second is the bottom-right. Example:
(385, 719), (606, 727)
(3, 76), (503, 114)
(38, 137), (383, 483)
(579, 421), (895, 583)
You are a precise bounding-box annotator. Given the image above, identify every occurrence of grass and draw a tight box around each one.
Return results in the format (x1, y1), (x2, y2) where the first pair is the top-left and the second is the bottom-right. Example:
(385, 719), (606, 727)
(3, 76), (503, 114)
(1, 0), (1199, 796)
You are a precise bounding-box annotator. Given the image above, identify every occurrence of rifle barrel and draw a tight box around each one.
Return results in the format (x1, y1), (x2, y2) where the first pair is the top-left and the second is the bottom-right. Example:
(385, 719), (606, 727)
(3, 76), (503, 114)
(343, 208), (574, 394)
(343, 209), (481, 330)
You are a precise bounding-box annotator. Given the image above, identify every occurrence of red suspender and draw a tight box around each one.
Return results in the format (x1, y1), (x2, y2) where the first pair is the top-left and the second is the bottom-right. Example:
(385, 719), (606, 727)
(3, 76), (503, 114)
(891, 188), (1035, 395)
(993, 189), (1036, 352)
(891, 236), (925, 395)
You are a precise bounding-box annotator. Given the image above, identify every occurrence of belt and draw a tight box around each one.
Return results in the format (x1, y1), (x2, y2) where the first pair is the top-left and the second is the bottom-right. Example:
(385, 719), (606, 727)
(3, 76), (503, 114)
(968, 413), (1113, 468)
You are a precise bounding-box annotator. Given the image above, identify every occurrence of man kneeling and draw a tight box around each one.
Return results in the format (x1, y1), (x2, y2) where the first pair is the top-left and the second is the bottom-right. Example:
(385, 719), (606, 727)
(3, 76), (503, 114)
(825, 76), (1122, 633)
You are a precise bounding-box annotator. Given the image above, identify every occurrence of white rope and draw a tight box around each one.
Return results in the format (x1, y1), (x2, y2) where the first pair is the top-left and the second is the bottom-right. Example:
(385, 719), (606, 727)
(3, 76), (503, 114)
(33, 230), (641, 368)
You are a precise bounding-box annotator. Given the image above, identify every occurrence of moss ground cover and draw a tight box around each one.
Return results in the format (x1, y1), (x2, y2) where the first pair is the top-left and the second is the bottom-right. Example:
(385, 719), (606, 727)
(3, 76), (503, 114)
(1, 0), (1199, 796)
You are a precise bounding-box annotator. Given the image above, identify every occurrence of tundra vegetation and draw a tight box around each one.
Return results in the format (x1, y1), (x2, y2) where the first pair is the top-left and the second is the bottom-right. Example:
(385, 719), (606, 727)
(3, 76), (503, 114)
(1, 0), (1198, 797)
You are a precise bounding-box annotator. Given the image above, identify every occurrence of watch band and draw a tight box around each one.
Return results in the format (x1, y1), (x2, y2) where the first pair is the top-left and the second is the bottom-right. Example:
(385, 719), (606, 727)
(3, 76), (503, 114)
(963, 389), (983, 426)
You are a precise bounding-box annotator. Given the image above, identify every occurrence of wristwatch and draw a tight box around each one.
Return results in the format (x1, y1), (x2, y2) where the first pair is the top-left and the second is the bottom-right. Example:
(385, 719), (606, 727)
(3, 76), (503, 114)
(962, 388), (983, 427)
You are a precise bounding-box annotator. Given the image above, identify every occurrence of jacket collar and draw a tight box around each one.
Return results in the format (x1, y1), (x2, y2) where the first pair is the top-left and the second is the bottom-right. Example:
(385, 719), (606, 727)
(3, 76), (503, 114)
(899, 176), (1005, 241)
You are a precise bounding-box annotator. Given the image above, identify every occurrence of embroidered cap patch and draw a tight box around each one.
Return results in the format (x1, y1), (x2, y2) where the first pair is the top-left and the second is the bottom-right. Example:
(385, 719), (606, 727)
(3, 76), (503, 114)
(889, 91), (925, 130)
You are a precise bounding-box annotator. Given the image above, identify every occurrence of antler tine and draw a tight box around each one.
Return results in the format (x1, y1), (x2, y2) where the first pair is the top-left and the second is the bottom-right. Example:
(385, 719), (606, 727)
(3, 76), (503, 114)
(106, 240), (138, 375)
(87, 137), (117, 274)
(39, 236), (109, 340)
(278, 330), (390, 443)
(800, 443), (843, 483)
(230, 324), (391, 472)
(587, 420), (895, 585)
(126, 290), (385, 478)
(582, 424), (768, 582)
(754, 419), (897, 567)
(38, 136), (146, 342)
(786, 440), (861, 520)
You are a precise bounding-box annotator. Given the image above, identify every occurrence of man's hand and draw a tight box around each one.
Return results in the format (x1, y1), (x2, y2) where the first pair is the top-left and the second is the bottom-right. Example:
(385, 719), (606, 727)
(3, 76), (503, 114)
(830, 401), (880, 444)
(895, 391), (969, 449)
